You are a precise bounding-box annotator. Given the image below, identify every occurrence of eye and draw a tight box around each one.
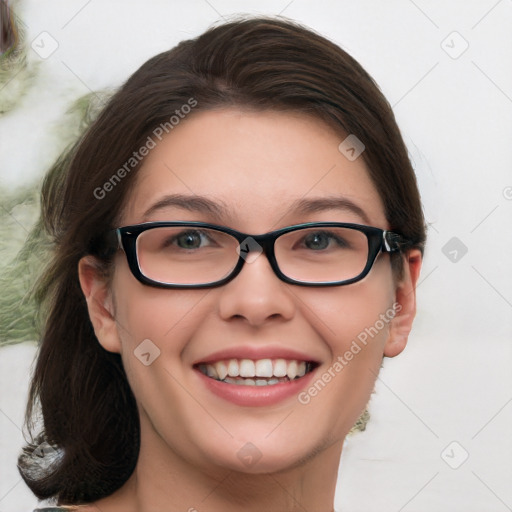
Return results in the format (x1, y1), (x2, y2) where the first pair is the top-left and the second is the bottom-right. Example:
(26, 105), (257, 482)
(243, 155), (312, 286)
(302, 231), (345, 250)
(172, 230), (210, 249)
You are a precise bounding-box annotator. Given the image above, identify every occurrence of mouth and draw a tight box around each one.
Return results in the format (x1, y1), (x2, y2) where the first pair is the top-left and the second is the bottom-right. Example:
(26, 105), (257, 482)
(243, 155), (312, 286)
(195, 358), (318, 386)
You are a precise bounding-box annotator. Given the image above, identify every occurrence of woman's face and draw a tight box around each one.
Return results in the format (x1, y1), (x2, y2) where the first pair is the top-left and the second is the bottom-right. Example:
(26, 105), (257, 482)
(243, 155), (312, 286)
(83, 109), (420, 475)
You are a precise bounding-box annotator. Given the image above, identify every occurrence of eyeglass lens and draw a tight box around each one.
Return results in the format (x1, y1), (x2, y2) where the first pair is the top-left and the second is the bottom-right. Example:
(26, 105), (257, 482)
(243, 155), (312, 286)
(135, 226), (371, 286)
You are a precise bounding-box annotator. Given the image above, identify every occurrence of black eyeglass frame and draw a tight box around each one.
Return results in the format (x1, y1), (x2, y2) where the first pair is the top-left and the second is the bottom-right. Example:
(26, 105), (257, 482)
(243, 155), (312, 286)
(113, 221), (410, 289)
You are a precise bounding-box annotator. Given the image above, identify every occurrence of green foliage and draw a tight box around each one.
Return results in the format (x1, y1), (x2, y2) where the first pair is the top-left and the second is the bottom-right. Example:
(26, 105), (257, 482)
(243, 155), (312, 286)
(0, 187), (46, 345)
(0, 91), (111, 345)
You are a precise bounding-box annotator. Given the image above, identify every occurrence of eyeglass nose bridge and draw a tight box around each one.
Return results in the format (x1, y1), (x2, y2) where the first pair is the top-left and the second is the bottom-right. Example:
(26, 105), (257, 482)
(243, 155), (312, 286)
(234, 232), (281, 274)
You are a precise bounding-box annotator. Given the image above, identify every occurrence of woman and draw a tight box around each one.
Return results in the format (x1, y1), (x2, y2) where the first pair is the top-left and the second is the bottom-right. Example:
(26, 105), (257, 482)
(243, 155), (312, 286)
(19, 16), (425, 512)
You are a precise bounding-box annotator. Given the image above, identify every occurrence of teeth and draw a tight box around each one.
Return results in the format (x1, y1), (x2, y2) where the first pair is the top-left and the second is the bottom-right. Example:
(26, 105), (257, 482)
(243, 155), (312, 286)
(239, 359), (256, 377)
(273, 359), (287, 377)
(287, 360), (298, 380)
(255, 359), (273, 377)
(206, 365), (219, 379)
(201, 358), (313, 385)
(227, 359), (239, 377)
(216, 361), (228, 380)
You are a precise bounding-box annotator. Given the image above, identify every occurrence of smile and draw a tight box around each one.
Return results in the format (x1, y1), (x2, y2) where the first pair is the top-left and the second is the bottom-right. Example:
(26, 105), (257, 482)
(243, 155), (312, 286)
(196, 358), (316, 386)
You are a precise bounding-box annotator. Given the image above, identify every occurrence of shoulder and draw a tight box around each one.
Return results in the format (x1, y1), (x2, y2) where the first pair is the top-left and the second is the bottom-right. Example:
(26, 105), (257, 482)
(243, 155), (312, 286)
(34, 508), (77, 511)
(33, 508), (80, 511)
(33, 507), (98, 512)
(33, 509), (77, 511)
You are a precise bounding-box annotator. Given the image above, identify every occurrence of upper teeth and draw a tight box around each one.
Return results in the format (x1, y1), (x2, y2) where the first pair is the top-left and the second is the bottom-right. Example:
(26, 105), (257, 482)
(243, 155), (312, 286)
(200, 358), (309, 381)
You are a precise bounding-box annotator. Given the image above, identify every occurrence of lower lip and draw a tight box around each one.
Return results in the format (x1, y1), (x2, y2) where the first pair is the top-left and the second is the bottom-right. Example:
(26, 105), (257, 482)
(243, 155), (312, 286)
(195, 368), (317, 407)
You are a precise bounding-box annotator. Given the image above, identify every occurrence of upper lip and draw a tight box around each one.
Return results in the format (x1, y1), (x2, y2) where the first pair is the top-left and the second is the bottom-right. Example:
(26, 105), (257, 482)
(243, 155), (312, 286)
(193, 345), (321, 365)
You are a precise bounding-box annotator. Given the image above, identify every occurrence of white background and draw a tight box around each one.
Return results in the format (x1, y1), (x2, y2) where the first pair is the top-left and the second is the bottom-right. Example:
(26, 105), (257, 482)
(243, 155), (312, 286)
(1, 1), (511, 511)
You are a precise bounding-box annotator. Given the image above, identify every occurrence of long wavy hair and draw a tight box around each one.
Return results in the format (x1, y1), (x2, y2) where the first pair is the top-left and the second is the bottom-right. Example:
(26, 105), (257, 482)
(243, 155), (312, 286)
(18, 16), (426, 505)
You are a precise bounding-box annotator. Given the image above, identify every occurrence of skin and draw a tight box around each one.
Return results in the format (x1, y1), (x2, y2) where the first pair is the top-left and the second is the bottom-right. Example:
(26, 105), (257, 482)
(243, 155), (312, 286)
(78, 109), (422, 512)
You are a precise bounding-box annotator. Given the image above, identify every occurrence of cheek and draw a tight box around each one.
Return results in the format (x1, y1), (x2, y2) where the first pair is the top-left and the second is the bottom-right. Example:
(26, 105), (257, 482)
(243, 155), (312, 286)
(294, 263), (396, 431)
(299, 258), (396, 355)
(112, 262), (210, 344)
(110, 265), (213, 397)
(110, 270), (215, 426)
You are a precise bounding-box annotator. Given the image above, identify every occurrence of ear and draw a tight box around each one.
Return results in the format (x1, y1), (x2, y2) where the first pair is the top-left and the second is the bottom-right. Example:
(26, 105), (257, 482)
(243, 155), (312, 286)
(384, 249), (422, 358)
(78, 256), (121, 354)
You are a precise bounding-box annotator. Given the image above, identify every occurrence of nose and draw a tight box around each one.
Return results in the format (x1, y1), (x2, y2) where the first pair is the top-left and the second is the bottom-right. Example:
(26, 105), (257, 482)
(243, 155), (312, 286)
(217, 250), (296, 327)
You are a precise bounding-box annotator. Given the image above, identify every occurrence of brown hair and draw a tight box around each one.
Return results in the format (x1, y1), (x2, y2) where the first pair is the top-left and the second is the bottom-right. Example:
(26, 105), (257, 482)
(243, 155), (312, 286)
(18, 16), (426, 505)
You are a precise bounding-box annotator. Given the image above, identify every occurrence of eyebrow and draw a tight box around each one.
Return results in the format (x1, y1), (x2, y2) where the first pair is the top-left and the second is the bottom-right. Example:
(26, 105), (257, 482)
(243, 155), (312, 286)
(142, 194), (370, 224)
(143, 194), (228, 220)
(289, 197), (370, 224)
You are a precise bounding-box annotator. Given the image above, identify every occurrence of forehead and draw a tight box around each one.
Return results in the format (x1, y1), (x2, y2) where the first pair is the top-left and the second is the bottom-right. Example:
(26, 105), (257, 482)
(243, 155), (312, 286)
(122, 109), (387, 230)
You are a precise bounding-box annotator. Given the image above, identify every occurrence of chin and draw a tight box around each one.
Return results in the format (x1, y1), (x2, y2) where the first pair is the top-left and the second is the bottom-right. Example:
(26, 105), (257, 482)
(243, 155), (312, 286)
(195, 432), (327, 476)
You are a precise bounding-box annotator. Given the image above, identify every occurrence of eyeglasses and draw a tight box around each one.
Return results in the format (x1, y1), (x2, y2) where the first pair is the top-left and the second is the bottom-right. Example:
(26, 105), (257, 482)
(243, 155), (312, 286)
(112, 221), (409, 289)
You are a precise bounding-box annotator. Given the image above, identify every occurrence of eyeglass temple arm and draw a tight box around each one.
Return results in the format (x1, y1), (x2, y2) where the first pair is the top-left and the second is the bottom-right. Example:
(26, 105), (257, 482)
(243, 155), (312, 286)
(383, 231), (411, 253)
